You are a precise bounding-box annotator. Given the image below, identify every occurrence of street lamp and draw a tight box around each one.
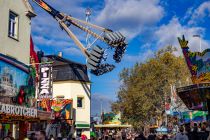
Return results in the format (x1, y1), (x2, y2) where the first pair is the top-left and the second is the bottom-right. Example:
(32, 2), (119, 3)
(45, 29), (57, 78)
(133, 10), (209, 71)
(193, 35), (201, 52)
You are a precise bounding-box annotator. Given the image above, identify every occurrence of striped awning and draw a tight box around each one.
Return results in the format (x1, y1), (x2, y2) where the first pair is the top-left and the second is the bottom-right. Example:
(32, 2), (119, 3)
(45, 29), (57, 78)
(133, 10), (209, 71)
(75, 121), (90, 128)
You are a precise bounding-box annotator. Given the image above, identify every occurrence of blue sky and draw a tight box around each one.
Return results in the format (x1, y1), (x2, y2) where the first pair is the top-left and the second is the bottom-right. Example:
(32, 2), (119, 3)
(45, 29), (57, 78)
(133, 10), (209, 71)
(30, 0), (210, 115)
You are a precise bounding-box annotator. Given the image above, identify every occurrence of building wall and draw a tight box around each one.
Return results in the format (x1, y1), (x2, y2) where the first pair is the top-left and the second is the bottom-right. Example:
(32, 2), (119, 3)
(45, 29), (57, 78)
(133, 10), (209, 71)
(53, 80), (91, 138)
(0, 0), (32, 64)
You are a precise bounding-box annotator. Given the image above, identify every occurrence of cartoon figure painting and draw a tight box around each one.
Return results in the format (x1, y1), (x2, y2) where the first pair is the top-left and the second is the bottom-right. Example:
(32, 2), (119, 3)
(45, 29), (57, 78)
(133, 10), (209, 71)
(178, 35), (210, 84)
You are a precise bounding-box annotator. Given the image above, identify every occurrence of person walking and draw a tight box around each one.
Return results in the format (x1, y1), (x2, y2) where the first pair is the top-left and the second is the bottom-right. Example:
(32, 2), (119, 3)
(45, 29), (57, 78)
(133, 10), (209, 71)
(191, 123), (199, 140)
(49, 134), (55, 140)
(35, 130), (48, 140)
(173, 126), (188, 140)
(134, 132), (146, 140)
(121, 129), (126, 140)
(3, 132), (14, 140)
(81, 132), (87, 140)
(57, 133), (63, 140)
(29, 133), (36, 140)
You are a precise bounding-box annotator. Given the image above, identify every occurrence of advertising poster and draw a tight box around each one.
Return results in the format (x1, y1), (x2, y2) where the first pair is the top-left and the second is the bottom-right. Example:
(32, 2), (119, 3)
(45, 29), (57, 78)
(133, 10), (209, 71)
(38, 63), (53, 99)
(0, 61), (28, 97)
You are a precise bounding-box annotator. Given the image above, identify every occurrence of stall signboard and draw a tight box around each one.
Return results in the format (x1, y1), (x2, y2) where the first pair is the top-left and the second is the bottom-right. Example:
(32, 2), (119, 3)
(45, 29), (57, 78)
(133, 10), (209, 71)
(38, 98), (73, 121)
(38, 63), (53, 99)
(178, 35), (210, 84)
(0, 102), (37, 117)
(0, 55), (28, 98)
(51, 99), (73, 121)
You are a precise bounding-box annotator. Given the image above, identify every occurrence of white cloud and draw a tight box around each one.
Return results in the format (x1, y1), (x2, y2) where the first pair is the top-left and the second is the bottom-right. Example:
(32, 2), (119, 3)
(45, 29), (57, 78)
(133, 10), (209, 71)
(33, 36), (73, 48)
(124, 49), (154, 63)
(62, 47), (84, 57)
(154, 17), (210, 54)
(95, 0), (164, 39)
(31, 0), (89, 53)
(33, 35), (84, 57)
(188, 1), (210, 25)
(91, 93), (113, 115)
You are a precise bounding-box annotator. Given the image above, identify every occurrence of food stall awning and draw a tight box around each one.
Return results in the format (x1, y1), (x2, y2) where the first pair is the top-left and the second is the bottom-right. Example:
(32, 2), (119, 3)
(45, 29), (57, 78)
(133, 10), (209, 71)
(75, 121), (90, 128)
(37, 110), (53, 120)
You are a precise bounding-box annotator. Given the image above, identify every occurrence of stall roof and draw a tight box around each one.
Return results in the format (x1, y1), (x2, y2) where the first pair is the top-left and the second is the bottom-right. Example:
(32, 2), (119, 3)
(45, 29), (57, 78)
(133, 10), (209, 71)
(46, 55), (90, 82)
(176, 83), (210, 111)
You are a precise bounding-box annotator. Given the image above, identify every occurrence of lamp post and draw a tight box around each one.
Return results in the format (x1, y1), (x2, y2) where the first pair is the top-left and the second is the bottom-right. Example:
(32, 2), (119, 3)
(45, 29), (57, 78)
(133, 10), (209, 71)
(193, 35), (201, 52)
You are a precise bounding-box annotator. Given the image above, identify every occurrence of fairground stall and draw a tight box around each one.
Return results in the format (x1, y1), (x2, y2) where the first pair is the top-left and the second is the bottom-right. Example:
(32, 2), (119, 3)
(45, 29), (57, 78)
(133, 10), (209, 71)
(93, 112), (132, 138)
(177, 35), (210, 120)
(38, 97), (74, 138)
(0, 53), (39, 139)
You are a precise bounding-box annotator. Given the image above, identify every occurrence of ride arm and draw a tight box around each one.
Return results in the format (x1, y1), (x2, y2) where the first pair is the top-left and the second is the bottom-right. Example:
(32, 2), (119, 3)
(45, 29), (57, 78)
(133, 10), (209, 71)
(32, 0), (63, 19)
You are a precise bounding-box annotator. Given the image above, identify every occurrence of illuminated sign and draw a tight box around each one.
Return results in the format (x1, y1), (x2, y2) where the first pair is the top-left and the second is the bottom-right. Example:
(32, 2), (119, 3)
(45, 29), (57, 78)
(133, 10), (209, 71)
(0, 54), (28, 97)
(0, 103), (37, 117)
(38, 63), (53, 99)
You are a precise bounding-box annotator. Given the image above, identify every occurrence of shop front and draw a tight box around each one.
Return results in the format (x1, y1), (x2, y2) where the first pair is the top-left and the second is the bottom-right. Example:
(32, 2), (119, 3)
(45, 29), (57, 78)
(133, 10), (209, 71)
(0, 53), (38, 139)
(38, 97), (74, 138)
(0, 102), (38, 139)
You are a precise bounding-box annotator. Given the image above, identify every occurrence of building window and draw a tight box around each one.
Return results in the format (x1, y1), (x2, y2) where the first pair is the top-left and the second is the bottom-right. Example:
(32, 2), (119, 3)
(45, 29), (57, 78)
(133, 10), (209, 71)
(8, 11), (19, 40)
(77, 97), (84, 108)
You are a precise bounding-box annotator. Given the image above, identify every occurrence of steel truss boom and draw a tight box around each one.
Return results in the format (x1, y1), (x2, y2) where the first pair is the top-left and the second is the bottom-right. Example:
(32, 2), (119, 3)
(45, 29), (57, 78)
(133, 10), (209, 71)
(32, 0), (127, 75)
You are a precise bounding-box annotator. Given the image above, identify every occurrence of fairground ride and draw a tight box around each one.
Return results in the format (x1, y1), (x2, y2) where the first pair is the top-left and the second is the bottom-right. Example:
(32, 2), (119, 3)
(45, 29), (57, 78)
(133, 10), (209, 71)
(32, 0), (127, 76)
(177, 35), (210, 119)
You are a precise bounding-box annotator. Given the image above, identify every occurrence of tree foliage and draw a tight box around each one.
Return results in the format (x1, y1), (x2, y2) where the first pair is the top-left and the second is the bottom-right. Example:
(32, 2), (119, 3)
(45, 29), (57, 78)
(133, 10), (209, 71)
(112, 46), (191, 128)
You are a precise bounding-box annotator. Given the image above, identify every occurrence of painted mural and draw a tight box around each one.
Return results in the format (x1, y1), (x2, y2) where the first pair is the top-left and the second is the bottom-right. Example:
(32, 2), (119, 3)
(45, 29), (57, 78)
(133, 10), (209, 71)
(38, 98), (73, 121)
(0, 54), (36, 107)
(51, 99), (73, 121)
(178, 35), (210, 84)
(0, 61), (28, 97)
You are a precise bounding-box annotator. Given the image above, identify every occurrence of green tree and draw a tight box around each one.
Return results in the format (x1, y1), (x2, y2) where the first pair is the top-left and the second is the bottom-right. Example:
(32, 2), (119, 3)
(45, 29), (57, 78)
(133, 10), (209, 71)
(112, 46), (191, 129)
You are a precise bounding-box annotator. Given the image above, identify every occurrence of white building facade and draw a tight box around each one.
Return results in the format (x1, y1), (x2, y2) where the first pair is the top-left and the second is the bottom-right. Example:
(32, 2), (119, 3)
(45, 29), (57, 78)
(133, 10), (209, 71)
(47, 55), (91, 138)
(0, 0), (35, 64)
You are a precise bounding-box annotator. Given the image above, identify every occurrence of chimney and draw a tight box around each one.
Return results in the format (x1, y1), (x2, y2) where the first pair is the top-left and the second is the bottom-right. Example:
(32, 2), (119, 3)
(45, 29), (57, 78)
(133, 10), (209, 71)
(58, 52), (62, 57)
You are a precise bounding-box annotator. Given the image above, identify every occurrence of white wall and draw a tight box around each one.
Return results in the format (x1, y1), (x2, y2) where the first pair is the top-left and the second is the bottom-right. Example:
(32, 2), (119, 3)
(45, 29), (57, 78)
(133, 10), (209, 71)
(53, 80), (91, 138)
(0, 0), (32, 64)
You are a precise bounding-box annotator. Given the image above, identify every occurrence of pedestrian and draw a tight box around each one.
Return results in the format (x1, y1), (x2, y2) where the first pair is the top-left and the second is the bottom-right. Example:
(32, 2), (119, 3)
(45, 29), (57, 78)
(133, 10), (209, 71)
(81, 132), (87, 140)
(199, 123), (209, 140)
(3, 132), (14, 140)
(173, 126), (188, 140)
(134, 132), (146, 140)
(49, 134), (55, 140)
(148, 132), (155, 140)
(57, 133), (63, 140)
(29, 133), (36, 140)
(121, 129), (126, 140)
(185, 125), (193, 140)
(35, 130), (47, 140)
(191, 123), (199, 140)
(161, 135), (168, 140)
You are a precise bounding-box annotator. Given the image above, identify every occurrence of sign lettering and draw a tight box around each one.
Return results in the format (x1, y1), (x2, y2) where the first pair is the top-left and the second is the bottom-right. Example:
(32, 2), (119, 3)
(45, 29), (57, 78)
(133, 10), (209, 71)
(0, 103), (37, 117)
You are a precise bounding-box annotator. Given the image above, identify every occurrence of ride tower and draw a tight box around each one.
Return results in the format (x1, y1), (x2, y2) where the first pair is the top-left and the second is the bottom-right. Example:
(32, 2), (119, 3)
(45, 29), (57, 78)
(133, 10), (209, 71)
(177, 35), (210, 120)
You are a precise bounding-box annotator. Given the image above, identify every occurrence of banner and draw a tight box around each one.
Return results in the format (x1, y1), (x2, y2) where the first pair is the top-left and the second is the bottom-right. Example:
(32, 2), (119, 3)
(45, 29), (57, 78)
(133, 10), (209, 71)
(38, 63), (53, 99)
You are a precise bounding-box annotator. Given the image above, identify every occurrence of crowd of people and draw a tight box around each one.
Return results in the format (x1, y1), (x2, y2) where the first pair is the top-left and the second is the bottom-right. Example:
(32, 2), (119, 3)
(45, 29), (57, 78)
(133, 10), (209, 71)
(2, 122), (210, 140)
(90, 122), (210, 140)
